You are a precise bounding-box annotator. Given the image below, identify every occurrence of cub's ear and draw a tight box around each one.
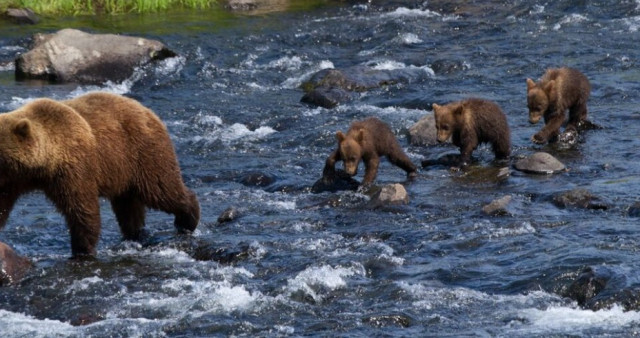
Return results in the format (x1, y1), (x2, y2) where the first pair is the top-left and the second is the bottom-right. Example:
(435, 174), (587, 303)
(336, 131), (346, 143)
(526, 78), (536, 91)
(13, 119), (32, 141)
(453, 104), (464, 116)
(355, 129), (365, 143)
(432, 103), (441, 111)
(543, 80), (555, 94)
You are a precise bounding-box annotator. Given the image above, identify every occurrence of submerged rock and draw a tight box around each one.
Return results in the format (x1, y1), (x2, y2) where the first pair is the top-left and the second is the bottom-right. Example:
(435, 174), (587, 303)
(4, 8), (39, 25)
(513, 152), (565, 174)
(0, 242), (32, 286)
(301, 65), (429, 108)
(362, 314), (413, 328)
(368, 183), (409, 207)
(628, 201), (640, 217)
(408, 113), (437, 146)
(239, 171), (276, 187)
(552, 188), (609, 210)
(15, 28), (176, 84)
(217, 207), (240, 224)
(482, 195), (512, 215)
(563, 266), (640, 311)
(224, 0), (289, 14)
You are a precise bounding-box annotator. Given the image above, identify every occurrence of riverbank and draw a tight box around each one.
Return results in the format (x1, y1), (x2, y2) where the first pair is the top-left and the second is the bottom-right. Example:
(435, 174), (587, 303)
(1, 0), (216, 15)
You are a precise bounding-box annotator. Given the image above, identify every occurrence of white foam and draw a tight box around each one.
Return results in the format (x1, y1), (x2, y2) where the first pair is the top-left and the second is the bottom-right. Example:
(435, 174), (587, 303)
(553, 14), (588, 31)
(281, 59), (334, 89)
(367, 60), (435, 76)
(397, 33), (423, 44)
(383, 7), (443, 18)
(0, 310), (76, 337)
(221, 123), (276, 143)
(154, 55), (186, 77)
(0, 62), (14, 71)
(286, 264), (365, 302)
(67, 276), (104, 292)
(266, 56), (304, 71)
(519, 304), (640, 333)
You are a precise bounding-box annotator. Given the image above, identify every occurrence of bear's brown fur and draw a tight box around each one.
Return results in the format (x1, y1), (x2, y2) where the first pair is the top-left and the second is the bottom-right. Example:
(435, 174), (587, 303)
(0, 92), (200, 257)
(432, 98), (511, 166)
(323, 117), (417, 185)
(526, 67), (591, 144)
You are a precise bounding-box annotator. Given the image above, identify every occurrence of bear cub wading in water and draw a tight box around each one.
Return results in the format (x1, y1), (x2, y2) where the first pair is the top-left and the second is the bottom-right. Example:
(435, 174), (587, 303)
(431, 98), (511, 167)
(0, 92), (200, 258)
(526, 67), (591, 144)
(323, 117), (417, 186)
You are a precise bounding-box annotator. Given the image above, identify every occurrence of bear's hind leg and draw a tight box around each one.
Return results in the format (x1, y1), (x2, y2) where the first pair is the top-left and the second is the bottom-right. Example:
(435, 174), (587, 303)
(567, 103), (588, 132)
(111, 192), (146, 241)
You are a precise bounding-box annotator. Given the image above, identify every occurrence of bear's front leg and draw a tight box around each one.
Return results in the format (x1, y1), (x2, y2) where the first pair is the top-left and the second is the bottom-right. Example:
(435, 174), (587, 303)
(533, 113), (565, 144)
(48, 186), (101, 258)
(362, 156), (379, 186)
(0, 189), (19, 228)
(323, 150), (341, 177)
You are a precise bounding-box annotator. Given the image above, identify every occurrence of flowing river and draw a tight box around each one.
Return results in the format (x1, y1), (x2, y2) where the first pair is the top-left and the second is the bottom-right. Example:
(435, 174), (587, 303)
(2, 0), (640, 336)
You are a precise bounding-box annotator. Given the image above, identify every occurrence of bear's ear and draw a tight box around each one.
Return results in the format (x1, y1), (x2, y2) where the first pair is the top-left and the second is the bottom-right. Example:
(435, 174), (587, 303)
(13, 119), (31, 142)
(336, 131), (346, 143)
(526, 78), (536, 91)
(544, 80), (555, 94)
(432, 103), (440, 110)
(453, 105), (465, 116)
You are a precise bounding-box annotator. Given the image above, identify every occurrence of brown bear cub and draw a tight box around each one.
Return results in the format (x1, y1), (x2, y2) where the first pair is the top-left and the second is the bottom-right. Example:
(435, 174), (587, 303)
(526, 67), (591, 144)
(431, 98), (511, 167)
(323, 117), (417, 186)
(0, 92), (200, 258)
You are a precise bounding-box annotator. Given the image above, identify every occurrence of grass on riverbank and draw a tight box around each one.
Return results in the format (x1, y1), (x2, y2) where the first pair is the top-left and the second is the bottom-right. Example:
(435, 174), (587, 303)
(1, 0), (218, 15)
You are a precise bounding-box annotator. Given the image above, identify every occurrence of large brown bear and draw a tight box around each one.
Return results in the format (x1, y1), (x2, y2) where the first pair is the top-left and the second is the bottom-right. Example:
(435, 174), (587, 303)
(323, 117), (417, 186)
(526, 67), (591, 144)
(432, 98), (511, 167)
(0, 92), (200, 258)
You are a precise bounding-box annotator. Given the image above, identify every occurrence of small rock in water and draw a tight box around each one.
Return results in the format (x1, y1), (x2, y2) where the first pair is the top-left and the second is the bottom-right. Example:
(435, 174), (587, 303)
(217, 207), (240, 224)
(482, 195), (512, 215)
(627, 201), (640, 217)
(311, 169), (360, 193)
(408, 114), (437, 146)
(513, 152), (566, 174)
(240, 171), (276, 187)
(362, 314), (413, 328)
(552, 188), (608, 210)
(564, 266), (609, 306)
(368, 183), (409, 208)
(0, 241), (32, 286)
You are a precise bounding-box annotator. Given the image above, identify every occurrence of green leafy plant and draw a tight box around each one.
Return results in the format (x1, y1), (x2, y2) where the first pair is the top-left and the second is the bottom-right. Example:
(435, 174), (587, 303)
(0, 0), (217, 15)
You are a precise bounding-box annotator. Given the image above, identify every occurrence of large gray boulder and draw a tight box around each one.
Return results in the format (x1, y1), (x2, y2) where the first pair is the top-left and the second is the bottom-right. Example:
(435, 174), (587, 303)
(408, 113), (437, 146)
(15, 28), (176, 84)
(4, 8), (39, 24)
(513, 152), (566, 174)
(0, 242), (32, 286)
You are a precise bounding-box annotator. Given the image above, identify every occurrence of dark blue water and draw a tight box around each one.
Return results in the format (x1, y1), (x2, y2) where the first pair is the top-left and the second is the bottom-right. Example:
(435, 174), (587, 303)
(2, 1), (640, 336)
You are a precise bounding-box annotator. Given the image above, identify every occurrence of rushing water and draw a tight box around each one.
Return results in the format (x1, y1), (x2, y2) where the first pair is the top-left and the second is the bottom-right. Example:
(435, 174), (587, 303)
(2, 0), (640, 336)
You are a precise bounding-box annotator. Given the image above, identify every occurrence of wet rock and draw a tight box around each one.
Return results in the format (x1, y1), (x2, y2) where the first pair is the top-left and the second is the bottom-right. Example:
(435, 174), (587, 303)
(192, 243), (251, 264)
(408, 114), (437, 146)
(513, 152), (566, 174)
(552, 188), (609, 210)
(421, 153), (462, 168)
(224, 0), (289, 14)
(217, 207), (240, 224)
(4, 8), (39, 25)
(565, 266), (609, 306)
(301, 65), (428, 108)
(239, 171), (276, 187)
(362, 314), (413, 328)
(368, 183), (409, 207)
(628, 202), (640, 217)
(430, 59), (468, 75)
(15, 28), (176, 84)
(0, 242), (32, 286)
(311, 169), (360, 193)
(301, 86), (353, 109)
(482, 195), (512, 215)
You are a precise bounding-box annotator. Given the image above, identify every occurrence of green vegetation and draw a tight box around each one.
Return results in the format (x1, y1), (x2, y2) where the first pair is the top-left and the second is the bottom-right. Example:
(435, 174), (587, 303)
(0, 0), (218, 15)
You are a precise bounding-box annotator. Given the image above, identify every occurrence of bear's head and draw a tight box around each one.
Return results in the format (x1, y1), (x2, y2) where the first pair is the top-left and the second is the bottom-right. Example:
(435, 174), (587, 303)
(336, 130), (364, 176)
(526, 78), (554, 124)
(432, 102), (462, 143)
(0, 114), (41, 174)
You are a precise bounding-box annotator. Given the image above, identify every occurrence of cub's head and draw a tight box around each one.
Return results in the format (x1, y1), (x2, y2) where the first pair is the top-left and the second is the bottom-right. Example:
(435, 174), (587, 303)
(432, 102), (462, 143)
(526, 78), (554, 124)
(336, 130), (364, 176)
